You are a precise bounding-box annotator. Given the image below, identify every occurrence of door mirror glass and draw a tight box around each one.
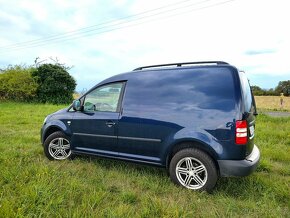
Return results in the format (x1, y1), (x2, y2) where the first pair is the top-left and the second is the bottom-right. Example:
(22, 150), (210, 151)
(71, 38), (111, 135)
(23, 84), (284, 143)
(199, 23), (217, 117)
(72, 100), (82, 111)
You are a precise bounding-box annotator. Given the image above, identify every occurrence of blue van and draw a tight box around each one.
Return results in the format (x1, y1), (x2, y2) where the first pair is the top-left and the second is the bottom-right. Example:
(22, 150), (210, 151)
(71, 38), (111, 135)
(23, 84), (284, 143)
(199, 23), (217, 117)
(41, 61), (260, 191)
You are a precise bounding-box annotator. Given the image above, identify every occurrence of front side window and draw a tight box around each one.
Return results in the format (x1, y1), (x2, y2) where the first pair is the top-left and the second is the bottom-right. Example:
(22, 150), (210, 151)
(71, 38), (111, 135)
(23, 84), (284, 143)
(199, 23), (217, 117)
(83, 82), (124, 112)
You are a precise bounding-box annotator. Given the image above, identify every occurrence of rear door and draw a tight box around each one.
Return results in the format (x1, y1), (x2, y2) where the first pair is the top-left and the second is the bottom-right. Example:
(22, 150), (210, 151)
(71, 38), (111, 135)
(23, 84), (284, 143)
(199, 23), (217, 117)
(239, 71), (257, 156)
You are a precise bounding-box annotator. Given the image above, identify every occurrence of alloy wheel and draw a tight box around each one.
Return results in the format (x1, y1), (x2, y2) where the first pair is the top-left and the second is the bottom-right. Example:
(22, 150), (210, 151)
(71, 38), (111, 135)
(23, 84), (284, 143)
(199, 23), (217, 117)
(48, 137), (71, 160)
(175, 157), (208, 189)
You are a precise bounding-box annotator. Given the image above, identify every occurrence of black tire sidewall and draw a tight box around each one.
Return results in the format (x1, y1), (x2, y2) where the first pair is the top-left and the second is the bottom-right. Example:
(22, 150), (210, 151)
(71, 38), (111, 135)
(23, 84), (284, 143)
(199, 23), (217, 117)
(169, 148), (218, 192)
(43, 131), (72, 160)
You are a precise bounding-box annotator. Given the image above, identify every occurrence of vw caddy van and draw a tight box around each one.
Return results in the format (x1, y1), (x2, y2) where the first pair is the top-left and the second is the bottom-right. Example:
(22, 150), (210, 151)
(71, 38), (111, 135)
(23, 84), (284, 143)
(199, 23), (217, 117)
(41, 61), (260, 191)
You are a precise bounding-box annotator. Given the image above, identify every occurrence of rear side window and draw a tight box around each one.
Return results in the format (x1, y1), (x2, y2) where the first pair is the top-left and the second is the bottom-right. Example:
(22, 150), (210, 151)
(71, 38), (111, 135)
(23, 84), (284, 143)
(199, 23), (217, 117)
(239, 72), (253, 112)
(123, 67), (237, 113)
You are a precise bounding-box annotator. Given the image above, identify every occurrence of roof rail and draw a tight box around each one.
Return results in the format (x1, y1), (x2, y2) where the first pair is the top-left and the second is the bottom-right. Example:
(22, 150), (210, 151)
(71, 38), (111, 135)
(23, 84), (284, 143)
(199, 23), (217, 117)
(133, 61), (229, 71)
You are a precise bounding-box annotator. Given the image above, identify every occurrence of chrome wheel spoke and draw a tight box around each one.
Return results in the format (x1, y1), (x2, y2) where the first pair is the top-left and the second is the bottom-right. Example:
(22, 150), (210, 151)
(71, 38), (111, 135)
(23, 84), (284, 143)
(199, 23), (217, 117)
(195, 165), (206, 174)
(58, 138), (64, 146)
(185, 158), (194, 170)
(53, 150), (61, 157)
(184, 175), (192, 186)
(192, 174), (204, 186)
(62, 144), (70, 149)
(60, 149), (67, 157)
(177, 167), (188, 175)
(50, 143), (59, 149)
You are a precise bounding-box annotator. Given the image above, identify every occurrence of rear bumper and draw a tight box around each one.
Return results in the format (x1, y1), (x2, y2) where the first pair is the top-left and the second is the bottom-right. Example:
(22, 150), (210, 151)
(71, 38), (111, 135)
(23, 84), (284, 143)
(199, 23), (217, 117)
(218, 144), (260, 177)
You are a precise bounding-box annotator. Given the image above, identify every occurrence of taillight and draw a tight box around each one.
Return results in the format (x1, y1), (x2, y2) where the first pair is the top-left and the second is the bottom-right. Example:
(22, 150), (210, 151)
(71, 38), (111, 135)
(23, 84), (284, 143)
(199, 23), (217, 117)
(235, 120), (248, 144)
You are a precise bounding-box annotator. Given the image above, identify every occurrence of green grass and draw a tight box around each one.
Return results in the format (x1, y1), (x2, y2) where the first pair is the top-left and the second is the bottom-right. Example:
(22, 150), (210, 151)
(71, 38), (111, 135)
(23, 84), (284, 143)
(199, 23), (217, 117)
(0, 102), (289, 217)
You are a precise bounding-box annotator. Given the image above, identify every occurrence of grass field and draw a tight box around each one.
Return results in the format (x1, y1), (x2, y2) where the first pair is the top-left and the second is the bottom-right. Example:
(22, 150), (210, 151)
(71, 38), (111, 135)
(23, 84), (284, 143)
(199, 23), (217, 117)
(0, 102), (289, 217)
(255, 96), (290, 111)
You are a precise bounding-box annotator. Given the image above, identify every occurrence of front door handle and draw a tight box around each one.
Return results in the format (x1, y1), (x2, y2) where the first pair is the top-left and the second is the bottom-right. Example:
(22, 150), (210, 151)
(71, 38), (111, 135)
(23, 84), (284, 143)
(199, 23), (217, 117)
(106, 121), (115, 127)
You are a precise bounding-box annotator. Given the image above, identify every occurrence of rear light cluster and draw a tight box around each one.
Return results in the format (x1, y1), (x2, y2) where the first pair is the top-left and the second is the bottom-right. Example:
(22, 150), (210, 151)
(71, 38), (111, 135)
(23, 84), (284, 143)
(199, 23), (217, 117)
(235, 120), (248, 144)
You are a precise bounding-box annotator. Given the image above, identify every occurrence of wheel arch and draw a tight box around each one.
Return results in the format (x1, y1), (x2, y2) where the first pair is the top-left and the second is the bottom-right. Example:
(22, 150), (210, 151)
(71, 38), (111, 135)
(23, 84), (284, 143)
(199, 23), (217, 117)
(165, 140), (219, 174)
(43, 126), (62, 143)
(42, 119), (71, 144)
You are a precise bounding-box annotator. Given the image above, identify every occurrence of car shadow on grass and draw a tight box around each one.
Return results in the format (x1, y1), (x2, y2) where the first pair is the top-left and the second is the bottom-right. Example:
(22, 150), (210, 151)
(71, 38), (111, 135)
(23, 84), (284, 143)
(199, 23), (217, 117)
(74, 155), (168, 178)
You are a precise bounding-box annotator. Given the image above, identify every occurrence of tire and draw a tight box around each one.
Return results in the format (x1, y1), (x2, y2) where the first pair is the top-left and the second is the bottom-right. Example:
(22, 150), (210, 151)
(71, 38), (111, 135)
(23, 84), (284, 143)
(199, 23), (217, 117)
(44, 131), (73, 160)
(169, 148), (218, 192)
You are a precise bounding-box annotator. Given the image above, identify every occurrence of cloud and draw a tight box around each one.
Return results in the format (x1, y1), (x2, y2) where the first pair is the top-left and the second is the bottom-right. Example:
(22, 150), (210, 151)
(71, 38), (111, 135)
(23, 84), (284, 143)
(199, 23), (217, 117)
(0, 0), (290, 90)
(244, 49), (276, 56)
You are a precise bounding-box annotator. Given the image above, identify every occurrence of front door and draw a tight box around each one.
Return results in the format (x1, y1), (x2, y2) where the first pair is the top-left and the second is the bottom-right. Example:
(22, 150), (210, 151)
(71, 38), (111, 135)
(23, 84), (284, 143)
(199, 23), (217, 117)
(70, 82), (125, 156)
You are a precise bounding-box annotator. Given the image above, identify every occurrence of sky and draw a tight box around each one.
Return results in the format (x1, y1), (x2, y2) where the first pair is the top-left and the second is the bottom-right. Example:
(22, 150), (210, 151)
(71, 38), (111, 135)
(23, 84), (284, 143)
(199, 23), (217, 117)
(0, 0), (289, 92)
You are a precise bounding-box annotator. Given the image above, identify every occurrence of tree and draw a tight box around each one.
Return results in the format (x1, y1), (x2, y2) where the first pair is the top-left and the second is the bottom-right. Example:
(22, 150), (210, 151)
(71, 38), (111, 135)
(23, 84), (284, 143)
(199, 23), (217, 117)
(0, 65), (37, 101)
(266, 88), (277, 96)
(275, 80), (290, 96)
(32, 63), (76, 104)
(251, 85), (264, 96)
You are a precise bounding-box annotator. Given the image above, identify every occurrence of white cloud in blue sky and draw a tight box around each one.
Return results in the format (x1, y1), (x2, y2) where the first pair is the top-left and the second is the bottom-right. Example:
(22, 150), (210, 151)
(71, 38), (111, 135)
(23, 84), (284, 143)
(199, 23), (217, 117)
(0, 0), (289, 91)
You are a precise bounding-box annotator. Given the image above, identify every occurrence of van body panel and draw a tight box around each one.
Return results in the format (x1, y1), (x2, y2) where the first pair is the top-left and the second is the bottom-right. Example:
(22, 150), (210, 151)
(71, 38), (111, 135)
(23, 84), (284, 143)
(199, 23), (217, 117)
(70, 111), (119, 154)
(238, 71), (256, 156)
(41, 62), (260, 178)
(114, 66), (246, 161)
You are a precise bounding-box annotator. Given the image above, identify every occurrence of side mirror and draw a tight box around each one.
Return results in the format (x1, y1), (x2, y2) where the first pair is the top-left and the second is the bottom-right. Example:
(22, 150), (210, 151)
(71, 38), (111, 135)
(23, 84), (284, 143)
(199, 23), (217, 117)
(72, 100), (82, 111)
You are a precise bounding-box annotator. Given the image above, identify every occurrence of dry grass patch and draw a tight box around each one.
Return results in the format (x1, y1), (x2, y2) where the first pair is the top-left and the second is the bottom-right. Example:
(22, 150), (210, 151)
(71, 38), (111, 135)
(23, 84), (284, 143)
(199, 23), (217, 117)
(255, 96), (290, 111)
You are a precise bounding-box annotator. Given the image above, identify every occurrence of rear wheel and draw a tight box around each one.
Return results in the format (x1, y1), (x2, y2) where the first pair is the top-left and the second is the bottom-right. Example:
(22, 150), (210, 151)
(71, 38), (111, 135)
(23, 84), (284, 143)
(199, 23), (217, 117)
(169, 148), (218, 192)
(44, 131), (72, 160)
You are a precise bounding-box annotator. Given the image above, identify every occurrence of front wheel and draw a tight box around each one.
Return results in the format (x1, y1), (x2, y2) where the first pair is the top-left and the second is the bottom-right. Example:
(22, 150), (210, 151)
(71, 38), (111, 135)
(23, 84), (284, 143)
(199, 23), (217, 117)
(44, 131), (72, 160)
(169, 148), (218, 192)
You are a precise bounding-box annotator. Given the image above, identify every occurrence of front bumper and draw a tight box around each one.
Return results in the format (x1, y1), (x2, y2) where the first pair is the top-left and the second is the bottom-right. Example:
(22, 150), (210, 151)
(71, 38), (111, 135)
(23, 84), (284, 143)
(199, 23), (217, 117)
(40, 126), (44, 145)
(218, 144), (260, 177)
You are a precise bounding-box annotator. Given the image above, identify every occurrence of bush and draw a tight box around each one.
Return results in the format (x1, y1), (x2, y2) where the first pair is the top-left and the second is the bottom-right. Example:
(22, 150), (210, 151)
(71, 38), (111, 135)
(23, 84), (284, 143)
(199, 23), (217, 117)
(251, 85), (264, 96)
(32, 64), (76, 104)
(0, 65), (37, 101)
